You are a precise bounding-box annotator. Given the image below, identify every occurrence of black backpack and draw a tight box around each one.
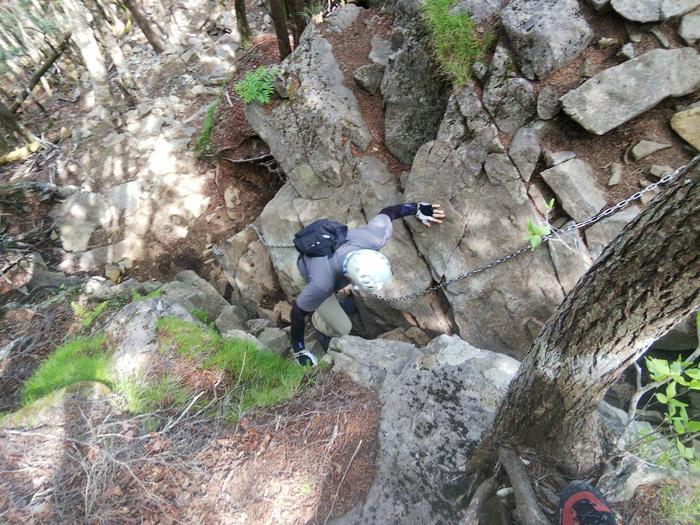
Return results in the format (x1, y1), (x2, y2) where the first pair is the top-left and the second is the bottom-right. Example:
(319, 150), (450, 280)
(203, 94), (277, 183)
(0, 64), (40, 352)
(293, 219), (348, 257)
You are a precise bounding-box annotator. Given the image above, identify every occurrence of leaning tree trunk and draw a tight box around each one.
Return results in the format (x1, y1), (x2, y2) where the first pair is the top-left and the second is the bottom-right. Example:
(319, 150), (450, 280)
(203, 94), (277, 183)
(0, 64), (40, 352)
(269, 0), (291, 59)
(122, 0), (166, 54)
(485, 159), (700, 477)
(61, 0), (113, 109)
(234, 0), (252, 46)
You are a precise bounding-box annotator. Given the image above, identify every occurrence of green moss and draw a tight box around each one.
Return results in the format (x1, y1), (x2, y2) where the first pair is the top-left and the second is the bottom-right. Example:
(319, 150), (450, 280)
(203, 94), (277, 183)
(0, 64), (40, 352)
(130, 287), (162, 302)
(423, 0), (492, 86)
(193, 98), (220, 157)
(21, 335), (111, 405)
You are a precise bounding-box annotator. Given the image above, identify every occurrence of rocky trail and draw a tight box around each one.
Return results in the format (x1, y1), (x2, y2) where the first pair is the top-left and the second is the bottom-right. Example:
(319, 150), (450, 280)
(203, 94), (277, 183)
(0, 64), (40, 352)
(1, 0), (700, 523)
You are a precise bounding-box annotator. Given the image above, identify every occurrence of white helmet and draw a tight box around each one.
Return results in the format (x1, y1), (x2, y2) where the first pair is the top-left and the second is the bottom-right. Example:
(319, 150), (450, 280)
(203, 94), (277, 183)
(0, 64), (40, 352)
(343, 249), (392, 294)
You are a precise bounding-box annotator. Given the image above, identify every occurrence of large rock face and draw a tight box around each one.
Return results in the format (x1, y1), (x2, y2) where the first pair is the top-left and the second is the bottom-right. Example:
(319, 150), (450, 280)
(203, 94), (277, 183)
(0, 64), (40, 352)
(106, 298), (194, 381)
(327, 334), (520, 524)
(245, 23), (370, 200)
(404, 85), (565, 356)
(561, 48), (700, 135)
(214, 227), (279, 314)
(482, 43), (536, 134)
(611, 0), (700, 22)
(381, 0), (451, 164)
(502, 0), (592, 79)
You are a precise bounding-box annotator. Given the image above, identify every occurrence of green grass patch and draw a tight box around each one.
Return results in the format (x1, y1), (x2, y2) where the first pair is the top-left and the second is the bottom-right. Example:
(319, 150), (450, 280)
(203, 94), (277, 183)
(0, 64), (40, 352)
(157, 317), (220, 358)
(21, 334), (111, 405)
(423, 0), (492, 86)
(193, 98), (220, 157)
(234, 66), (278, 104)
(158, 317), (308, 417)
(117, 375), (191, 414)
(191, 308), (212, 325)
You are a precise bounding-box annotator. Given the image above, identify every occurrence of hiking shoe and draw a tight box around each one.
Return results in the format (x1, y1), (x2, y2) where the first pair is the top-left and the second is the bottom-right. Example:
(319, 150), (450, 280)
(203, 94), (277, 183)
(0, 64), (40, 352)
(315, 332), (332, 352)
(294, 349), (318, 367)
(559, 481), (616, 525)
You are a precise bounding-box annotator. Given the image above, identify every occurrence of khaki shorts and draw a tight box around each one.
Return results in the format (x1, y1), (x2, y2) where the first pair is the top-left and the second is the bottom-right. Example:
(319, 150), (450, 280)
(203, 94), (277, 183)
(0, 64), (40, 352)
(311, 294), (352, 338)
(292, 262), (351, 338)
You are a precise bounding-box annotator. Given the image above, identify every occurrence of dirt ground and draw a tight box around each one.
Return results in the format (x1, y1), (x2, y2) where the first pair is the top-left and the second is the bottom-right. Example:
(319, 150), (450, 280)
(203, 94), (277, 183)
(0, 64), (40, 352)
(0, 371), (380, 525)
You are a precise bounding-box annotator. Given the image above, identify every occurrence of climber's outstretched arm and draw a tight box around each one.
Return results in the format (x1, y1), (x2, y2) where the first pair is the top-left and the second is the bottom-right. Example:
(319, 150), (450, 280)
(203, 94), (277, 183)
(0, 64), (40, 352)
(379, 202), (445, 227)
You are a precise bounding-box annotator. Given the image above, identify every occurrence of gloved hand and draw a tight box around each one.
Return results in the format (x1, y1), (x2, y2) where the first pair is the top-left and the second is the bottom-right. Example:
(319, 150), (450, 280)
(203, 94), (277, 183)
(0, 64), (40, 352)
(416, 203), (445, 227)
(294, 349), (318, 367)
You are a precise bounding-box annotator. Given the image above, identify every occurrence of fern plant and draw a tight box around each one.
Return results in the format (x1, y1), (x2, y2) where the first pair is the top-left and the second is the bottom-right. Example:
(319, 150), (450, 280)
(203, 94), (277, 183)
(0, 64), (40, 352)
(234, 66), (279, 104)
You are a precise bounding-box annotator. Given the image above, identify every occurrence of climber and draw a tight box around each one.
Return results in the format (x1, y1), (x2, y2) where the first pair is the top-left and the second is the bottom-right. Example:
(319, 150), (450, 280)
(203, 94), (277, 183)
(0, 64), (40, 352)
(291, 202), (446, 366)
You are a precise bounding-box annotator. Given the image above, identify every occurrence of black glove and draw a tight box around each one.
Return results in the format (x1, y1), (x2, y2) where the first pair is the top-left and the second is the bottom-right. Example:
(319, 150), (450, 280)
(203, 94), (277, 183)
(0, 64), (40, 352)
(415, 203), (444, 227)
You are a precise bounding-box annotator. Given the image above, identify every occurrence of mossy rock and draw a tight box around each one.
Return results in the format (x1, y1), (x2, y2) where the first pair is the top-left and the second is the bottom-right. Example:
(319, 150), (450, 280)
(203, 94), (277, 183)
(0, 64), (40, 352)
(1, 381), (112, 429)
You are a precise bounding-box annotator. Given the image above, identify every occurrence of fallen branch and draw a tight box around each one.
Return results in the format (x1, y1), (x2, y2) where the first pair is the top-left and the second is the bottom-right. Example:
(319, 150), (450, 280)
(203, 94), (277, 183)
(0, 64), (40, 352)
(9, 34), (71, 114)
(221, 153), (273, 164)
(0, 141), (41, 164)
(498, 447), (550, 525)
(461, 476), (498, 525)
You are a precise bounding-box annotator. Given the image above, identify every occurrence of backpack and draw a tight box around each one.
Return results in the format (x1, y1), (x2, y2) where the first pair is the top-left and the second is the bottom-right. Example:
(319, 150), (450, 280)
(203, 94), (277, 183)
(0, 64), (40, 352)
(293, 219), (348, 257)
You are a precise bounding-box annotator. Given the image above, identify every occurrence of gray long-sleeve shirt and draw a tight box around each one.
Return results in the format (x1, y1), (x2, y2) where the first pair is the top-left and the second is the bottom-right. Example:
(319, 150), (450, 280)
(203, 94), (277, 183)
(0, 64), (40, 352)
(295, 213), (393, 312)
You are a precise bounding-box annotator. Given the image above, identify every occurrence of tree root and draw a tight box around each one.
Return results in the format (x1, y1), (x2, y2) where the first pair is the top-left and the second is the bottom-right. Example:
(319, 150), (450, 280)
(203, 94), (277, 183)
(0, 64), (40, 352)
(460, 475), (498, 525)
(498, 447), (550, 525)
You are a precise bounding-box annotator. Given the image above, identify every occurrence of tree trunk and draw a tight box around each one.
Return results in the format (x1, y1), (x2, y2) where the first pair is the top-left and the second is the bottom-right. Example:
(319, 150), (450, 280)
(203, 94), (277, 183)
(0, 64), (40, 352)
(486, 159), (700, 476)
(288, 0), (306, 46)
(234, 0), (252, 46)
(61, 0), (113, 109)
(122, 0), (167, 54)
(269, 0), (291, 60)
(84, 1), (139, 105)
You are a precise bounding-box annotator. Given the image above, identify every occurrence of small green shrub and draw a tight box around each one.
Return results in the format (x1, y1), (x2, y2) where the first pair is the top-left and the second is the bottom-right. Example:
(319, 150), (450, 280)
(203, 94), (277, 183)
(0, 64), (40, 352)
(234, 66), (278, 104)
(193, 98), (220, 157)
(423, 0), (491, 85)
(21, 334), (111, 405)
(72, 299), (120, 329)
(302, 1), (324, 23)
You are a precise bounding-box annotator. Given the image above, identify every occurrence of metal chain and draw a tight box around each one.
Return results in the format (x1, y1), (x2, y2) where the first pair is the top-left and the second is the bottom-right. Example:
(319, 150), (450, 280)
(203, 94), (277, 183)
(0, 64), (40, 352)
(245, 223), (295, 249)
(244, 155), (699, 303)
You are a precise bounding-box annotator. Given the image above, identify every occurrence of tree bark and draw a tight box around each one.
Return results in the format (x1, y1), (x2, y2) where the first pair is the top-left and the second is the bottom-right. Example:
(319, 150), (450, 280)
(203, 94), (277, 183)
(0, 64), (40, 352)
(122, 0), (167, 54)
(269, 0), (291, 60)
(487, 159), (700, 476)
(234, 0), (252, 46)
(61, 0), (113, 109)
(84, 1), (139, 104)
(288, 0), (307, 46)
